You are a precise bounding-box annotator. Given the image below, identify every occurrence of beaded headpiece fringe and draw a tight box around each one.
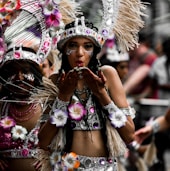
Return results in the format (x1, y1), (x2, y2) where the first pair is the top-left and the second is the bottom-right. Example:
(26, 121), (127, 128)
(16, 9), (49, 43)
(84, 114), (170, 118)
(113, 0), (147, 51)
(58, 0), (146, 52)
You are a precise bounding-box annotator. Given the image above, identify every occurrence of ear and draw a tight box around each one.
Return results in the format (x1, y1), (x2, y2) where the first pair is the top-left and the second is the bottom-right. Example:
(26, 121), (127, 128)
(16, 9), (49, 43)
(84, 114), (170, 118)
(51, 65), (55, 71)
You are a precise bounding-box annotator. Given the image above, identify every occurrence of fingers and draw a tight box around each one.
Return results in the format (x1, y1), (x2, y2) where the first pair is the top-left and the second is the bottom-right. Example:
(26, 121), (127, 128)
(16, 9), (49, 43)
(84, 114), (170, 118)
(33, 161), (42, 171)
(98, 69), (106, 84)
(0, 160), (8, 171)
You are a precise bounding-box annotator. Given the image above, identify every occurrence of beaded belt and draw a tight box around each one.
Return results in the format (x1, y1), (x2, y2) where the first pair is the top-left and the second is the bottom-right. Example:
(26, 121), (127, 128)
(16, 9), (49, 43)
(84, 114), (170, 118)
(78, 155), (117, 170)
(0, 149), (39, 158)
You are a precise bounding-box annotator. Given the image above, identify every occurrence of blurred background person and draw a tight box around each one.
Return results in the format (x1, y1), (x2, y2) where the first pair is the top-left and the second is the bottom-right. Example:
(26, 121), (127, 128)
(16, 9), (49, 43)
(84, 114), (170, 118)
(135, 107), (170, 171)
(40, 49), (61, 78)
(149, 36), (170, 101)
(124, 32), (158, 100)
(142, 36), (170, 171)
(99, 36), (129, 84)
(0, 46), (44, 171)
(121, 32), (158, 131)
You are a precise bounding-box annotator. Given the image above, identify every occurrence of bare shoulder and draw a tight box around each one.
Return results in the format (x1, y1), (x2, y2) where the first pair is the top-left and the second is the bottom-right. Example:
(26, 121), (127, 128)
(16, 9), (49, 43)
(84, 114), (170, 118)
(100, 65), (121, 89)
(101, 65), (118, 77)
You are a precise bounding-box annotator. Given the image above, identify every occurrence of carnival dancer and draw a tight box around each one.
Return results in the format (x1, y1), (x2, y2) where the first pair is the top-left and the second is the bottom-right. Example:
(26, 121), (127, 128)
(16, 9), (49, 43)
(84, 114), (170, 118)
(37, 0), (146, 170)
(0, 0), (80, 170)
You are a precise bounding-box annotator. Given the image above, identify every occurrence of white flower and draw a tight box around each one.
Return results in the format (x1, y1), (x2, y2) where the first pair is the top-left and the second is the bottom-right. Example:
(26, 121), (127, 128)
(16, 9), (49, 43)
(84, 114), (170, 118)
(11, 125), (28, 140)
(109, 110), (127, 128)
(50, 151), (61, 166)
(43, 0), (56, 15)
(63, 152), (80, 169)
(50, 109), (68, 127)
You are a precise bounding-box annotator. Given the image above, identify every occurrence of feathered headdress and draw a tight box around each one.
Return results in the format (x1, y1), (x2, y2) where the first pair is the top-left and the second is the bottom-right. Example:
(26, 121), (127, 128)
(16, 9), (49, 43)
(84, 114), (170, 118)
(0, 0), (81, 65)
(57, 0), (146, 52)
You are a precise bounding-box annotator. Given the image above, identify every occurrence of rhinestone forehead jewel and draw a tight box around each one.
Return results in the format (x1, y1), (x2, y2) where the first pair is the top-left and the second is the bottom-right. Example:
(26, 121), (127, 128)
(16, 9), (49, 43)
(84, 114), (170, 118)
(58, 0), (146, 52)
(3, 46), (40, 65)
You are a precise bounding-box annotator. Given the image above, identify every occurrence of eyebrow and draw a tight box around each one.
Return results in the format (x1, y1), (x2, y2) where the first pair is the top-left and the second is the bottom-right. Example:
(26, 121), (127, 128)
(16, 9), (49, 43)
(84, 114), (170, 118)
(68, 40), (93, 44)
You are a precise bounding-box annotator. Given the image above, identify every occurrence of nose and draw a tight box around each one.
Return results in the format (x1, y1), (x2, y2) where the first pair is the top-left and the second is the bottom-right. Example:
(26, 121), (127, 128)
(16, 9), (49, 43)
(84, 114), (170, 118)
(17, 71), (24, 80)
(77, 46), (84, 56)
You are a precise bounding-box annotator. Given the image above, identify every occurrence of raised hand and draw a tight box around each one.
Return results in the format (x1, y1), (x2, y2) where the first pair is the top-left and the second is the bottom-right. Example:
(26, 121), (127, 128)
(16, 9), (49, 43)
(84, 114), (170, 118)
(0, 159), (8, 171)
(134, 125), (153, 144)
(80, 67), (106, 96)
(57, 69), (79, 101)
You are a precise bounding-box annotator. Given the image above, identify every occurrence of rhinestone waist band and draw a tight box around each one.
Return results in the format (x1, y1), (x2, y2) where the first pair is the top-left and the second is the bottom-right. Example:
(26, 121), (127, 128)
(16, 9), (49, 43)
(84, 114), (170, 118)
(78, 155), (117, 170)
(0, 148), (39, 158)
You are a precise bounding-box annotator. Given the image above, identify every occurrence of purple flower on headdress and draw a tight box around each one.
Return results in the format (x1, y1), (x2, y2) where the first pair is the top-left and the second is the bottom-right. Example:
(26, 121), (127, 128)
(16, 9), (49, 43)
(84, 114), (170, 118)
(39, 0), (62, 28)
(43, 0), (56, 15)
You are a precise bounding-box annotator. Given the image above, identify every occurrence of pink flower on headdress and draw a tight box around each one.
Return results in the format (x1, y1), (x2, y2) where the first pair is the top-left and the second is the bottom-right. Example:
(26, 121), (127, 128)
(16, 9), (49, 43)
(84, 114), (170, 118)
(39, 0), (62, 28)
(106, 38), (115, 48)
(14, 51), (21, 59)
(0, 0), (20, 25)
(45, 11), (61, 28)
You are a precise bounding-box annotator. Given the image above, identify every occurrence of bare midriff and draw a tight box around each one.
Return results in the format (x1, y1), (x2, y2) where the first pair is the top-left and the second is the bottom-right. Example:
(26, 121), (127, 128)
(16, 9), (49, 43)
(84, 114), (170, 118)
(71, 130), (108, 157)
(5, 158), (36, 171)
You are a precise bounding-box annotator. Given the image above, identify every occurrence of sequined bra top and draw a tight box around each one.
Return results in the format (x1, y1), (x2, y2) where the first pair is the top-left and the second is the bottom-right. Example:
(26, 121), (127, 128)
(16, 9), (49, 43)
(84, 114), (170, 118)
(0, 103), (41, 158)
(69, 94), (105, 131)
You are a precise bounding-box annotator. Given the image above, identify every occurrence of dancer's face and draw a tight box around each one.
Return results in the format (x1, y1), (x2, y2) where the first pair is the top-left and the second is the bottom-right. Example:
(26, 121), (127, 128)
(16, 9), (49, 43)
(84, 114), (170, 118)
(65, 37), (94, 68)
(6, 66), (35, 99)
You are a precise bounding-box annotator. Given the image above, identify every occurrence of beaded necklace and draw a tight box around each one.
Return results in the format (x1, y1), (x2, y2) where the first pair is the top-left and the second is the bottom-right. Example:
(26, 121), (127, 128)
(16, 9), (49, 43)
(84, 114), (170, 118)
(9, 103), (38, 122)
(74, 87), (90, 105)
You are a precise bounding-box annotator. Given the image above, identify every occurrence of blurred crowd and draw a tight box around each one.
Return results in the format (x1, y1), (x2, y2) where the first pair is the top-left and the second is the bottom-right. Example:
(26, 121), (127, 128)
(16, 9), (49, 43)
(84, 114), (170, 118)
(98, 30), (170, 171)
(1, 0), (170, 171)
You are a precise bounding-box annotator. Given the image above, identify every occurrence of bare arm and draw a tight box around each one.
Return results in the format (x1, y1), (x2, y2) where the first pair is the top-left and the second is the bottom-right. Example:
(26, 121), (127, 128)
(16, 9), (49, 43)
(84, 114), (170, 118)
(38, 70), (79, 150)
(124, 64), (150, 95)
(103, 66), (135, 144)
(38, 121), (59, 150)
(135, 108), (170, 144)
(84, 65), (135, 144)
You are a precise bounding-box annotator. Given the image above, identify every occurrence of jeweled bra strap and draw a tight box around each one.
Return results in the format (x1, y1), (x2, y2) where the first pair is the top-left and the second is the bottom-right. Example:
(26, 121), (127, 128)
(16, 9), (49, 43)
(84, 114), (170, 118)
(70, 94), (104, 130)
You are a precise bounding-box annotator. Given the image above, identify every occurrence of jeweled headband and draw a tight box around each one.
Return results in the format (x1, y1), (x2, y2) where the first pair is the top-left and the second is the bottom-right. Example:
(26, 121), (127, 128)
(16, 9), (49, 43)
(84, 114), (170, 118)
(57, 0), (146, 52)
(4, 46), (40, 64)
(0, 0), (80, 65)
(57, 16), (105, 51)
